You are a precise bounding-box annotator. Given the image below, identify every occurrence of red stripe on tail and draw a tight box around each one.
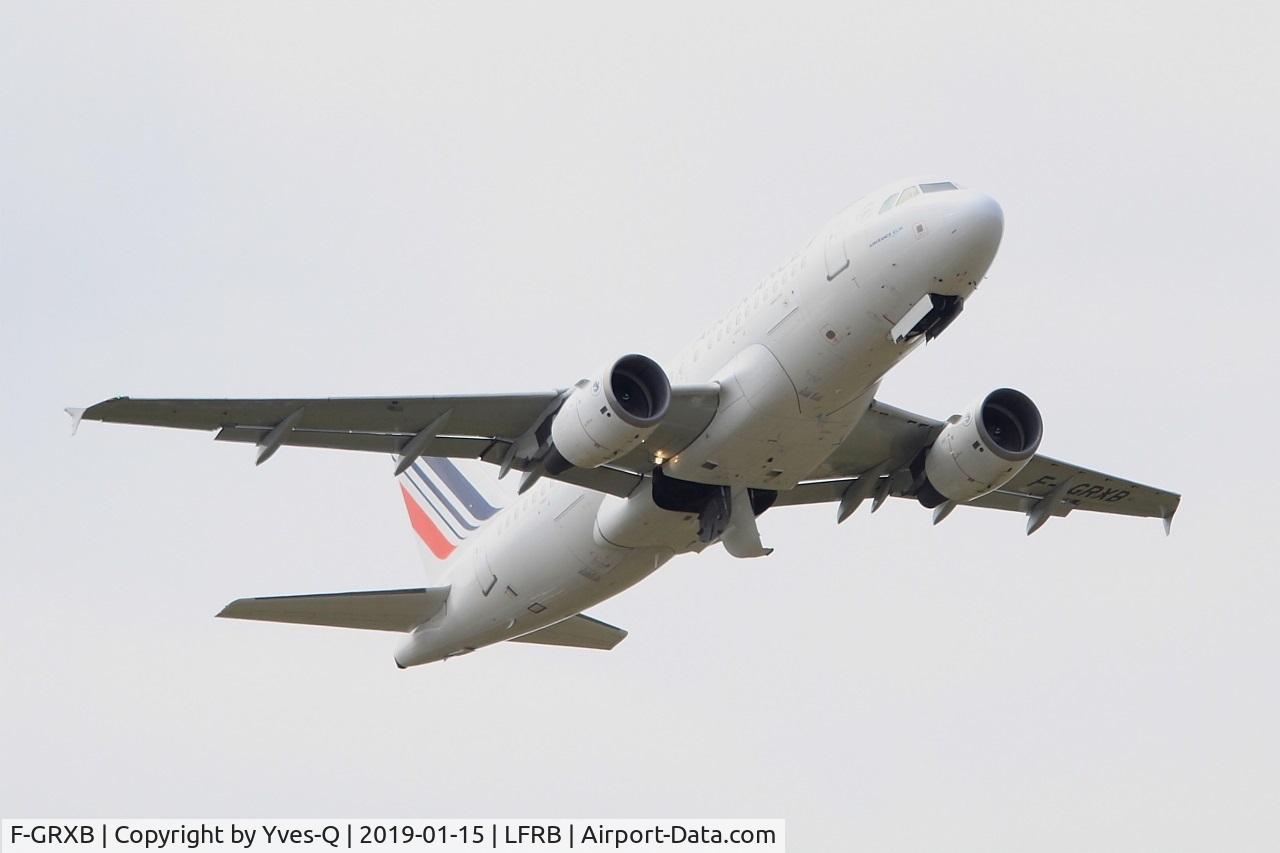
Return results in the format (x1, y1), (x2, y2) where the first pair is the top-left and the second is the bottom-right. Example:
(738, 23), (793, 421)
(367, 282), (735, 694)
(400, 485), (456, 559)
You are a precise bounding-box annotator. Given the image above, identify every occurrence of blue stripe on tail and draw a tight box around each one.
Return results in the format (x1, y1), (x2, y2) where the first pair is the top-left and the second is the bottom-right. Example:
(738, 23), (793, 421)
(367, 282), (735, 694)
(423, 456), (500, 520)
(407, 463), (480, 533)
(403, 470), (470, 539)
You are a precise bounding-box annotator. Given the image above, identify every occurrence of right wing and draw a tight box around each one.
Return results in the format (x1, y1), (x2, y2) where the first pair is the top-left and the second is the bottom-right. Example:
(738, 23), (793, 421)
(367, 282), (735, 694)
(73, 387), (720, 497)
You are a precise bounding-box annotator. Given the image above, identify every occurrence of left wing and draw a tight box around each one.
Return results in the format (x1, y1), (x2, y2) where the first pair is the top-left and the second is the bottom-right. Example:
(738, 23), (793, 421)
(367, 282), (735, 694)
(780, 400), (1180, 533)
(71, 387), (720, 496)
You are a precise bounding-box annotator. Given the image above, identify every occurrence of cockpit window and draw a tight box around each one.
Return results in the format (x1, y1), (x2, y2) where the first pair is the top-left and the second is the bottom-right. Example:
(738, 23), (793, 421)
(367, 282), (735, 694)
(880, 182), (957, 215)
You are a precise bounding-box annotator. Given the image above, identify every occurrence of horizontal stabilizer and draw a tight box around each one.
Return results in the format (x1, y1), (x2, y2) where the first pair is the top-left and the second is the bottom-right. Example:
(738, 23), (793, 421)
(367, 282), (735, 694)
(217, 586), (449, 632)
(508, 613), (627, 651)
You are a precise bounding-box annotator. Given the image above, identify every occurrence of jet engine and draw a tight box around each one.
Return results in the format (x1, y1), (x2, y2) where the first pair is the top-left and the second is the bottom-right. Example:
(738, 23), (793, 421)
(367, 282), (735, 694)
(916, 388), (1042, 507)
(545, 354), (671, 472)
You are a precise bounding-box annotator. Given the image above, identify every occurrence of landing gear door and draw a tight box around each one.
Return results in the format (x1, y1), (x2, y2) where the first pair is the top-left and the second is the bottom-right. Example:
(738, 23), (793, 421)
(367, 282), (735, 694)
(825, 232), (849, 281)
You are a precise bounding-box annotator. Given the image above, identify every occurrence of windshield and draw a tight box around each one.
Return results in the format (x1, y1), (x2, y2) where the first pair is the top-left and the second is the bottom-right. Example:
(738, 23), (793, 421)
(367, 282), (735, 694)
(880, 181), (958, 214)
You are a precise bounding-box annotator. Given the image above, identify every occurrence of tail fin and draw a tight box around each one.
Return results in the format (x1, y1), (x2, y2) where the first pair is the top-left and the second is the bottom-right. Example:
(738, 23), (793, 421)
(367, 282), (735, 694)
(397, 456), (509, 575)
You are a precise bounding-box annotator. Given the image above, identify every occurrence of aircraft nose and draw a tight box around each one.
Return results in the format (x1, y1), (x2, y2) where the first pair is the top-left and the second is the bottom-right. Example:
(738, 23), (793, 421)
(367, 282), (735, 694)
(948, 190), (1004, 262)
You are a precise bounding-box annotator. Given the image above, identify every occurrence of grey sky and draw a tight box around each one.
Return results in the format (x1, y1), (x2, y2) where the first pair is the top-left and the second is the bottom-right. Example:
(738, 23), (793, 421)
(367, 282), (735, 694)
(3, 2), (1278, 849)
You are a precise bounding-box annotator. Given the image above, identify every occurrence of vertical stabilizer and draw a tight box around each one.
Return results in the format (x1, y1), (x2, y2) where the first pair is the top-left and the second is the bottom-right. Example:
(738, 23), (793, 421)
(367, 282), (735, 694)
(396, 456), (511, 583)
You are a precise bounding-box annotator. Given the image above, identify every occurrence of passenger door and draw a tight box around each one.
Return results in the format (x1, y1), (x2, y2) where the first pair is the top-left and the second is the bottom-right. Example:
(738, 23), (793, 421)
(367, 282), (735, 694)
(824, 231), (849, 281)
(473, 546), (497, 596)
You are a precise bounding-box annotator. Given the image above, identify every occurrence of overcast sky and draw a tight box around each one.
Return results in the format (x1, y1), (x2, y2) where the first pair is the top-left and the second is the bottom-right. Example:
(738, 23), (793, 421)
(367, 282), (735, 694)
(3, 2), (1279, 849)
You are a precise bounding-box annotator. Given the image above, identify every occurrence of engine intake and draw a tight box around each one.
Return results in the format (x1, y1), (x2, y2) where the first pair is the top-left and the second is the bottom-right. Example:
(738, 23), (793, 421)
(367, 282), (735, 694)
(917, 388), (1043, 507)
(546, 354), (671, 472)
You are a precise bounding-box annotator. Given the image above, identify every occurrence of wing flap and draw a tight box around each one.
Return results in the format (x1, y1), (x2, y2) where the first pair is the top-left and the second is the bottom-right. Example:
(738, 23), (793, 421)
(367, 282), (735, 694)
(217, 586), (449, 632)
(773, 478), (860, 507)
(967, 490), (1073, 517)
(214, 426), (499, 458)
(508, 613), (628, 651)
(210, 426), (642, 497)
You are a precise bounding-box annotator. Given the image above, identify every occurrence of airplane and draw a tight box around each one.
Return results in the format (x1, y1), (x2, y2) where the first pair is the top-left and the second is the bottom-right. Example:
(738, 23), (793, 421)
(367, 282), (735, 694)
(68, 177), (1180, 668)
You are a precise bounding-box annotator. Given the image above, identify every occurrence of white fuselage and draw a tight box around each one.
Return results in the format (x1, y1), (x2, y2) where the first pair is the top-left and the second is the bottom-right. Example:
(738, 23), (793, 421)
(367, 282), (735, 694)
(395, 179), (1004, 667)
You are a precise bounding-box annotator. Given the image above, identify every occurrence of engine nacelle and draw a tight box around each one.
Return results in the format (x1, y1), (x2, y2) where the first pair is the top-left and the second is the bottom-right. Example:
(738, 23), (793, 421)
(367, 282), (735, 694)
(917, 388), (1043, 507)
(546, 353), (671, 472)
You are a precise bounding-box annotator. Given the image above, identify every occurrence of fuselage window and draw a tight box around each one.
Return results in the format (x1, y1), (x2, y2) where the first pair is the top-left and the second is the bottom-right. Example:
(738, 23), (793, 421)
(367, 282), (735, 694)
(878, 193), (900, 214)
(920, 181), (958, 193)
(895, 185), (921, 207)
